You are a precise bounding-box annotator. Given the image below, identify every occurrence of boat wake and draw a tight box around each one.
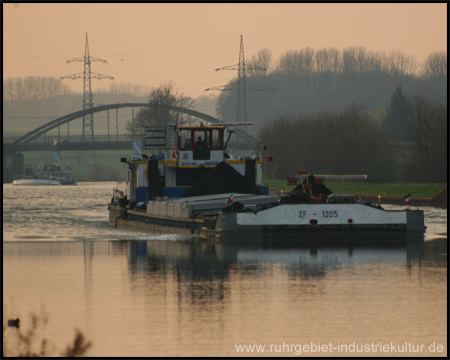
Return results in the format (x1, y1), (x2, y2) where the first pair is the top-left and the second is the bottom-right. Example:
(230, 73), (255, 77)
(117, 234), (197, 241)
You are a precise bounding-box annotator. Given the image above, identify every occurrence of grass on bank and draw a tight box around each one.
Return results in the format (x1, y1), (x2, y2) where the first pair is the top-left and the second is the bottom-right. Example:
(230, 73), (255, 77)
(268, 180), (446, 198)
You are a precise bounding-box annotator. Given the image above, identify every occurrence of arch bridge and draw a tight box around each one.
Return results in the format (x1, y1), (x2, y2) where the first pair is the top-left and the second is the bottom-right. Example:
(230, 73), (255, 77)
(5, 103), (257, 151)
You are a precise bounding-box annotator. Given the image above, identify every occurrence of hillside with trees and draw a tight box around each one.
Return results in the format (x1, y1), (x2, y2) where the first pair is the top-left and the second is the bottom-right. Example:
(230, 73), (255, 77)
(216, 48), (447, 138)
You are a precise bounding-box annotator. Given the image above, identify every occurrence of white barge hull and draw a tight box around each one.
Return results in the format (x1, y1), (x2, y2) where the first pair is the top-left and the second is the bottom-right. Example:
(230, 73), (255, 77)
(12, 179), (61, 186)
(217, 203), (425, 232)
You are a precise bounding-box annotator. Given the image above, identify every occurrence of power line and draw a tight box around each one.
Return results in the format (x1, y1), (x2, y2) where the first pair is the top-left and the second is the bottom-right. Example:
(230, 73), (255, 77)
(93, 35), (239, 57)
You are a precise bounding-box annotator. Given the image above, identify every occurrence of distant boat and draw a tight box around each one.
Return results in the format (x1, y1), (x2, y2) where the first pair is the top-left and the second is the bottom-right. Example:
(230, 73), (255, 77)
(12, 164), (76, 186)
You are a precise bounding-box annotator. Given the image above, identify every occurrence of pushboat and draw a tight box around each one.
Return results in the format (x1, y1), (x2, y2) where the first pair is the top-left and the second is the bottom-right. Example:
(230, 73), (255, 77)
(108, 123), (425, 236)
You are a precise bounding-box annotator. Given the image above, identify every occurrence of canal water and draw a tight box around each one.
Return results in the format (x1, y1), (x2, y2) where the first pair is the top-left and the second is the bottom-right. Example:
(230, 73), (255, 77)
(3, 183), (447, 357)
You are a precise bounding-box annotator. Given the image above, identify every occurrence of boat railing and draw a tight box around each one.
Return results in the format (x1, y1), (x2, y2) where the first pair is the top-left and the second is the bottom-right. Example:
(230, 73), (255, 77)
(287, 174), (368, 186)
(319, 175), (368, 183)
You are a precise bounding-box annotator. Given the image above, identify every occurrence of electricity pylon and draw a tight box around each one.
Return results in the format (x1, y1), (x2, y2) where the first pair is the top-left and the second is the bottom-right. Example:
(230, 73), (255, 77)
(205, 34), (275, 127)
(61, 33), (114, 140)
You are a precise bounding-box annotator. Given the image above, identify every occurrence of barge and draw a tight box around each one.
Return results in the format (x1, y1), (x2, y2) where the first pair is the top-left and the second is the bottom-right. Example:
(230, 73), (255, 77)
(108, 123), (425, 236)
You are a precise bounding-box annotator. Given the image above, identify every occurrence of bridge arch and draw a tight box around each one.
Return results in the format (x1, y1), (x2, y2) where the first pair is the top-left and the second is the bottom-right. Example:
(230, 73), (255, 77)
(13, 103), (257, 145)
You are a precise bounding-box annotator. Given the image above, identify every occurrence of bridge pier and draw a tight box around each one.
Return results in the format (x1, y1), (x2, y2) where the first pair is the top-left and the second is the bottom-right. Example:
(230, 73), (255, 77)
(3, 151), (24, 183)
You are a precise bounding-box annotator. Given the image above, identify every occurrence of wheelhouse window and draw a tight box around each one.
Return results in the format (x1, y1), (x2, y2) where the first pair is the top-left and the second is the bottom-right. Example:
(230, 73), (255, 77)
(179, 130), (192, 150)
(193, 129), (210, 160)
(193, 130), (209, 149)
(212, 129), (224, 150)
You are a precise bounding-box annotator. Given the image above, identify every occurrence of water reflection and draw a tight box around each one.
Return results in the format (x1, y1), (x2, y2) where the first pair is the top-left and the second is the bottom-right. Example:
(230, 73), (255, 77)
(3, 234), (446, 357)
(121, 232), (429, 307)
(125, 232), (426, 276)
(126, 239), (229, 305)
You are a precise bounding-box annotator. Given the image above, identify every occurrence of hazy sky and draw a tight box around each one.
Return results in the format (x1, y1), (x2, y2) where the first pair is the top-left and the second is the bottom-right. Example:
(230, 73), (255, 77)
(3, 3), (447, 99)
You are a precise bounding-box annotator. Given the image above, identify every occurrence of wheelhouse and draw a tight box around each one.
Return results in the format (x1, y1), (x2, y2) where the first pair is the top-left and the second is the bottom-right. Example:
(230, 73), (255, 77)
(176, 124), (225, 165)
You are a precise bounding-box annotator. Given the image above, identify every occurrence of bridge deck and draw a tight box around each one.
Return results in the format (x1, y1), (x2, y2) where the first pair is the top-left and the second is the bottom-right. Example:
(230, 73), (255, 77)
(4, 136), (256, 152)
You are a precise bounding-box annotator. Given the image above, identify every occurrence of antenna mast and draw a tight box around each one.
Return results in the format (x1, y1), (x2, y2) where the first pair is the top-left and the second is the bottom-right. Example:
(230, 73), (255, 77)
(61, 33), (114, 140)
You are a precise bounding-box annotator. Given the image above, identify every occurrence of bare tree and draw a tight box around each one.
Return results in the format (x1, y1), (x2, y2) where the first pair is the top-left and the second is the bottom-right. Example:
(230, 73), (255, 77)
(420, 51), (447, 79)
(126, 82), (193, 140)
(386, 51), (418, 76)
(341, 47), (357, 74)
(407, 96), (447, 182)
(247, 48), (273, 77)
